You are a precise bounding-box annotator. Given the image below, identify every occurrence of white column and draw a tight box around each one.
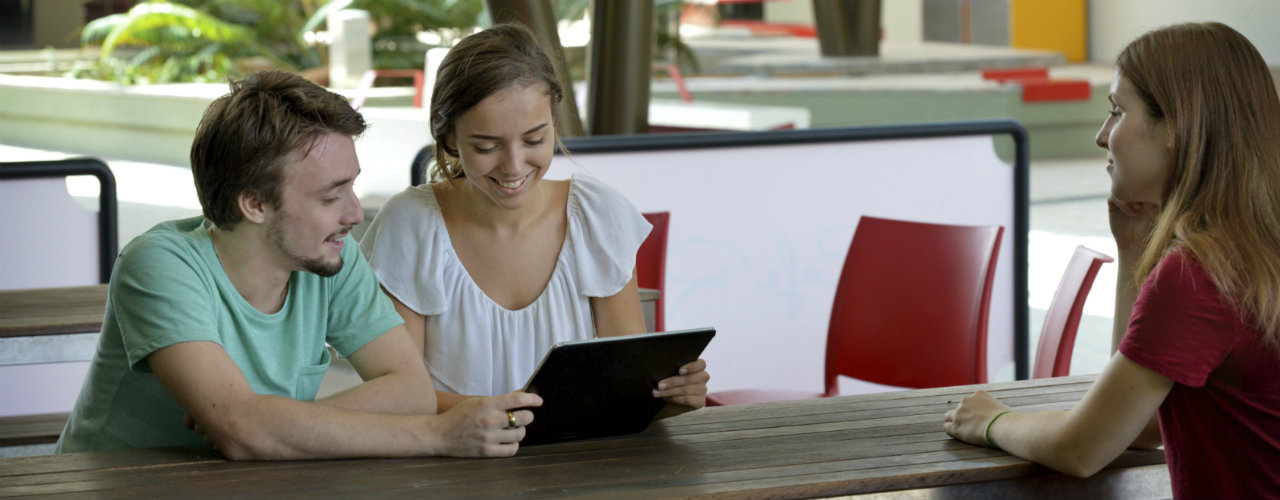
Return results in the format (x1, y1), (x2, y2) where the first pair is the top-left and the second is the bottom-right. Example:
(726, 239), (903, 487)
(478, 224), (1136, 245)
(421, 47), (451, 114)
(328, 9), (372, 89)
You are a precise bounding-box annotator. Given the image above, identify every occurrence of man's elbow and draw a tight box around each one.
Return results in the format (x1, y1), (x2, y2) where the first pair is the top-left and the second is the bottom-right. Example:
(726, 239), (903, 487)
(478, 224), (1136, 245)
(203, 416), (282, 461)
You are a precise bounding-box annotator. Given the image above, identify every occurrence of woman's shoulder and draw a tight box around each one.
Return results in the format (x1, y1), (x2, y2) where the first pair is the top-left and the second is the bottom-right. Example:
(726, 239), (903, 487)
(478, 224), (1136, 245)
(566, 174), (639, 219)
(381, 184), (441, 212)
(360, 184), (447, 260)
(1142, 247), (1228, 313)
(1151, 248), (1211, 286)
(370, 184), (445, 228)
(561, 174), (652, 297)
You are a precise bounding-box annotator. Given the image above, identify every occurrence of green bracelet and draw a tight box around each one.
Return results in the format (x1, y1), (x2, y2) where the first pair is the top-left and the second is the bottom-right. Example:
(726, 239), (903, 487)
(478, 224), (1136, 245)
(984, 410), (1012, 449)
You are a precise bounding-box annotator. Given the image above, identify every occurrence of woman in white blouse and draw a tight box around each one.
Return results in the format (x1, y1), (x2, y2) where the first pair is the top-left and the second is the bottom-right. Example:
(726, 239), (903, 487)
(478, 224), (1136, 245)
(360, 23), (709, 415)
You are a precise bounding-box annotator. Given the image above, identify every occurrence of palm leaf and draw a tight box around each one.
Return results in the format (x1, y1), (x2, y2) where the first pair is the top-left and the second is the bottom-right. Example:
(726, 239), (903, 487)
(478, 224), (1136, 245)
(100, 3), (250, 53)
(300, 0), (355, 35)
(99, 1), (297, 70)
(81, 13), (128, 45)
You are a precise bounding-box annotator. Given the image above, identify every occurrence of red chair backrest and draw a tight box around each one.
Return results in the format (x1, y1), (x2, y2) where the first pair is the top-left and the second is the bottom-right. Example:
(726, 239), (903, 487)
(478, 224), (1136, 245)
(824, 216), (1003, 394)
(1033, 246), (1113, 378)
(637, 212), (670, 332)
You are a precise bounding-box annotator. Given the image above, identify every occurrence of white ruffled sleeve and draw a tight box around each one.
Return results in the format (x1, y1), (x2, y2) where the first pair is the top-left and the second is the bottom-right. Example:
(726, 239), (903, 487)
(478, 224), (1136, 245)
(358, 186), (450, 315)
(567, 175), (652, 297)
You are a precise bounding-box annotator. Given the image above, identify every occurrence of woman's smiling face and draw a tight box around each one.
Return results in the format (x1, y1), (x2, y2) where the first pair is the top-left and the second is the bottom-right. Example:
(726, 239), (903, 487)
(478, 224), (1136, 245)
(448, 82), (556, 211)
(1096, 70), (1173, 206)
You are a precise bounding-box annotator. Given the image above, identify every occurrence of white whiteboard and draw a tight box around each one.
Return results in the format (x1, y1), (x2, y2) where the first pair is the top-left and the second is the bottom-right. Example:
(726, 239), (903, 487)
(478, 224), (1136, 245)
(546, 123), (1027, 393)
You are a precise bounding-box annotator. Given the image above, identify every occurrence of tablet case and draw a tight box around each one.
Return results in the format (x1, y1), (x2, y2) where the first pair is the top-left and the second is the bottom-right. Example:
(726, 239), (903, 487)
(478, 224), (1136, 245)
(519, 328), (716, 446)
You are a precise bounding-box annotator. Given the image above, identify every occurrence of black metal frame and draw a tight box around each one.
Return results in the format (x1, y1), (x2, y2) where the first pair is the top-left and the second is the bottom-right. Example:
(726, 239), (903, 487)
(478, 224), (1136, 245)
(411, 120), (1031, 379)
(1, 158), (119, 284)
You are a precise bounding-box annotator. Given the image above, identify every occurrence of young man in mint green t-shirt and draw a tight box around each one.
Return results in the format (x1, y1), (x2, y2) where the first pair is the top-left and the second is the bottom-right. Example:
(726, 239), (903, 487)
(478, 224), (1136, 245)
(56, 71), (540, 460)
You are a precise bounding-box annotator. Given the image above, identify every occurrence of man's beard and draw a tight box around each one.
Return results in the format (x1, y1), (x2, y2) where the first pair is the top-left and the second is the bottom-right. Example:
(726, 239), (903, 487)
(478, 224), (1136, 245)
(267, 214), (345, 278)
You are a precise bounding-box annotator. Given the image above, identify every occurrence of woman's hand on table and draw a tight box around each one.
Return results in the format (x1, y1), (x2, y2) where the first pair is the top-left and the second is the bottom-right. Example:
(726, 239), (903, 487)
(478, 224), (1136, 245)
(943, 390), (1012, 447)
(654, 358), (710, 409)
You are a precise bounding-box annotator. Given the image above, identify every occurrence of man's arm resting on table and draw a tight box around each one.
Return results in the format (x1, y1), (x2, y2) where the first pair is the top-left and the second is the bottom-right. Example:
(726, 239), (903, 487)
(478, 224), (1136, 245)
(989, 352), (1171, 478)
(314, 324), (436, 415)
(149, 339), (541, 460)
(385, 289), (478, 414)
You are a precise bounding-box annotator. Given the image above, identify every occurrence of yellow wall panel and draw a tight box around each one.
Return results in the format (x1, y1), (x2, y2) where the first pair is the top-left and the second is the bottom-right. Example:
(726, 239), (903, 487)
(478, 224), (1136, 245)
(1011, 0), (1087, 62)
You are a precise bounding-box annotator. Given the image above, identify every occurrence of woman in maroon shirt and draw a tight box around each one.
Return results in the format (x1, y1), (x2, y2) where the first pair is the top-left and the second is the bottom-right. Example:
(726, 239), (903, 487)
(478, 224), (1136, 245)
(944, 22), (1280, 499)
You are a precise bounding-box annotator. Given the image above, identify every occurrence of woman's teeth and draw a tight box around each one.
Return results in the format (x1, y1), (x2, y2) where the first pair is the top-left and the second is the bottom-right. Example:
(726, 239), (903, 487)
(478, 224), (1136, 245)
(497, 175), (526, 189)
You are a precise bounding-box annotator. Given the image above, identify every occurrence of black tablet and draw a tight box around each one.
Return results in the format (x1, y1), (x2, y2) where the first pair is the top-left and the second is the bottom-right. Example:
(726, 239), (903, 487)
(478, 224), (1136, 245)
(519, 327), (716, 446)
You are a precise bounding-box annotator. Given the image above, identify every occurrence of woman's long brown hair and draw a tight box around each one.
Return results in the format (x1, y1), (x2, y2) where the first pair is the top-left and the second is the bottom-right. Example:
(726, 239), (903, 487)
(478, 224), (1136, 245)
(1120, 22), (1280, 350)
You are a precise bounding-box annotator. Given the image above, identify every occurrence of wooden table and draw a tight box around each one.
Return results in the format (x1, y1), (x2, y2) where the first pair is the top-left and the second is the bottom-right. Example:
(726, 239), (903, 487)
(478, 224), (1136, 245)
(0, 285), (106, 366)
(0, 376), (1170, 499)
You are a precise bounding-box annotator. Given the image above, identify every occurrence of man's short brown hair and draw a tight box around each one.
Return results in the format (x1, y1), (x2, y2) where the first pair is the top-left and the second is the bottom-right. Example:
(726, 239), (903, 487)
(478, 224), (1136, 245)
(190, 71), (367, 228)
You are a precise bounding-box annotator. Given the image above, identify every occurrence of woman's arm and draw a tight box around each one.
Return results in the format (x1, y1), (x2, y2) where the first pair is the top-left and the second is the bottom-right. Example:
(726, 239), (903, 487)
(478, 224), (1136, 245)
(944, 352), (1172, 478)
(1108, 197), (1159, 353)
(589, 270), (647, 338)
(385, 287), (478, 413)
(314, 324), (436, 415)
(1106, 197), (1163, 446)
(591, 271), (709, 411)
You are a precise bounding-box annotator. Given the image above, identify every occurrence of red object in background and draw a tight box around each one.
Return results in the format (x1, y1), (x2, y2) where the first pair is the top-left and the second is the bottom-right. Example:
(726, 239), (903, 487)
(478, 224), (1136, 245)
(653, 64), (694, 103)
(981, 66), (1050, 81)
(351, 69), (425, 110)
(706, 216), (1004, 406)
(1033, 246), (1113, 378)
(1018, 79), (1091, 102)
(718, 20), (817, 38)
(637, 212), (670, 333)
(982, 66), (1091, 103)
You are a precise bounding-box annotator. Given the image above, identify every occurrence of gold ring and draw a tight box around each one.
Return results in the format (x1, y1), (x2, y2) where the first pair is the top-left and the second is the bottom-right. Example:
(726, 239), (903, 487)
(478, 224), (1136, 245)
(507, 411), (518, 429)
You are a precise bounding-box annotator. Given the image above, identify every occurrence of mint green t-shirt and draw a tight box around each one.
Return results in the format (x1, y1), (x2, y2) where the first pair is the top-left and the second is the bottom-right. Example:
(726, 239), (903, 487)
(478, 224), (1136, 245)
(56, 217), (403, 453)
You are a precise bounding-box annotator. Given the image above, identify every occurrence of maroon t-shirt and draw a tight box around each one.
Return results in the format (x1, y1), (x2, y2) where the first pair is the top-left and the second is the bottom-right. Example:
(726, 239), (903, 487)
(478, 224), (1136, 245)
(1120, 250), (1280, 499)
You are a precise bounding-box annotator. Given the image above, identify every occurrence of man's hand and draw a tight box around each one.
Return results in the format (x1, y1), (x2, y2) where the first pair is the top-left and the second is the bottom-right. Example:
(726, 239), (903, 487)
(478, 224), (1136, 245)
(431, 391), (543, 457)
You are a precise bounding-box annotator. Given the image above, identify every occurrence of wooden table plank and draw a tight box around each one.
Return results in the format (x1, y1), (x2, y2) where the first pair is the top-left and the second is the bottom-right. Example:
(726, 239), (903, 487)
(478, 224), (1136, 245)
(0, 376), (1165, 500)
(0, 285), (107, 337)
(0, 413), (68, 447)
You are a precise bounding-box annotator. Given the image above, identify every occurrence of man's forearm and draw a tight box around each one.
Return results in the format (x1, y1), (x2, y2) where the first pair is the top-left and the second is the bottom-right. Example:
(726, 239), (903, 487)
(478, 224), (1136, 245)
(203, 393), (444, 460)
(317, 370), (437, 415)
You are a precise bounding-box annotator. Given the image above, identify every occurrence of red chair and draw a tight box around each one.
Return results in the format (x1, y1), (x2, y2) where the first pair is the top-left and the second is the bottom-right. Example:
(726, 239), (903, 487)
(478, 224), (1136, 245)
(706, 216), (1004, 406)
(1033, 246), (1113, 379)
(637, 212), (670, 332)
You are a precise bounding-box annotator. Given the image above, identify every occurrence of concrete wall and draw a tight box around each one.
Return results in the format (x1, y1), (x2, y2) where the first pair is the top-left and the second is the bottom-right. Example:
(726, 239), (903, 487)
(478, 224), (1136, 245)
(1088, 0), (1280, 65)
(0, 75), (212, 166)
(764, 0), (923, 43)
(651, 79), (1109, 159)
(0, 75), (420, 197)
(33, 0), (85, 49)
(882, 0), (924, 43)
(763, 0), (813, 24)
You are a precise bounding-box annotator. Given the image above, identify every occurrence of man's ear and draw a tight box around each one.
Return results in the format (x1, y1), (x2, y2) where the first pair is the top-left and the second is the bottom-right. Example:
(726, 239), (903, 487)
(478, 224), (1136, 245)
(238, 190), (269, 224)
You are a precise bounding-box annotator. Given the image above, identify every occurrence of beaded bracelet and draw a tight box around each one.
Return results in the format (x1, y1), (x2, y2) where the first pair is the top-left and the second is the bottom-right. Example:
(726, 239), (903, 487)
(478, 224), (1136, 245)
(984, 410), (1012, 449)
